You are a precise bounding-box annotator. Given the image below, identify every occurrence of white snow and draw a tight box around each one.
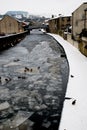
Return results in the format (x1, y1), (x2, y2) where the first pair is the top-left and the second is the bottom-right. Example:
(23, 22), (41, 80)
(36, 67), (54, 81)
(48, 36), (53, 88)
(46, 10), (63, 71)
(48, 33), (87, 130)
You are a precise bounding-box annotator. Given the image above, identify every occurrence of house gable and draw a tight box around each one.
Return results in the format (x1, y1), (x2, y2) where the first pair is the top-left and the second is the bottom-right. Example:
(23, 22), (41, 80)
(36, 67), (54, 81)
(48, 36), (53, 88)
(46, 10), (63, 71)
(0, 15), (24, 34)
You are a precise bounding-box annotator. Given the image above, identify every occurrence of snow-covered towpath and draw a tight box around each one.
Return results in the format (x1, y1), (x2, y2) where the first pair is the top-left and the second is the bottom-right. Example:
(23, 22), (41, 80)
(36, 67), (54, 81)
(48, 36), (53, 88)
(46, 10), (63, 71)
(48, 33), (87, 130)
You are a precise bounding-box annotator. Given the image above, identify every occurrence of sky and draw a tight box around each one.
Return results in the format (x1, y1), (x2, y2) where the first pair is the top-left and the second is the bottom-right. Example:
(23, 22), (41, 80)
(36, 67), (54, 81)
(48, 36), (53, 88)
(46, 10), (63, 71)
(0, 0), (87, 17)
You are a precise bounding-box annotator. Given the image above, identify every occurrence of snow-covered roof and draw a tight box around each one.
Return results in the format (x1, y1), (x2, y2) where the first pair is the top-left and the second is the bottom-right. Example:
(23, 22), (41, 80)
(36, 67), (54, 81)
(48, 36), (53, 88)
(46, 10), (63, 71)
(48, 15), (71, 21)
(48, 33), (87, 130)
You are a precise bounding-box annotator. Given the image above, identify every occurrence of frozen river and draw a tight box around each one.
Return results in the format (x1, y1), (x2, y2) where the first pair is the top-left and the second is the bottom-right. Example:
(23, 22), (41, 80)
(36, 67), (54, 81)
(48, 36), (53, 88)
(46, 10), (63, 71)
(0, 30), (69, 130)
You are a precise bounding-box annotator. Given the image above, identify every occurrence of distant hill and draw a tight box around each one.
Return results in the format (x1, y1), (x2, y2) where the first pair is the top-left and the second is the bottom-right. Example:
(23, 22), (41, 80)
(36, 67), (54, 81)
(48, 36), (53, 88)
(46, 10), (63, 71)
(6, 11), (29, 20)
(5, 11), (49, 25)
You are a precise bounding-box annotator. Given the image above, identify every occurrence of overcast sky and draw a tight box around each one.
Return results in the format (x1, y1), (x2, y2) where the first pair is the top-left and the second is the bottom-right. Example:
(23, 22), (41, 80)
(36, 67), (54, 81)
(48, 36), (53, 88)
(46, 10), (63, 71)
(0, 0), (87, 17)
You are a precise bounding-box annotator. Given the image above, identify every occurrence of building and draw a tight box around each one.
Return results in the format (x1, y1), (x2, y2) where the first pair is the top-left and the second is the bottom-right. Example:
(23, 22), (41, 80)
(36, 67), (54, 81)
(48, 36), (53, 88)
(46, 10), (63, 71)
(72, 2), (87, 40)
(0, 15), (25, 35)
(48, 16), (72, 34)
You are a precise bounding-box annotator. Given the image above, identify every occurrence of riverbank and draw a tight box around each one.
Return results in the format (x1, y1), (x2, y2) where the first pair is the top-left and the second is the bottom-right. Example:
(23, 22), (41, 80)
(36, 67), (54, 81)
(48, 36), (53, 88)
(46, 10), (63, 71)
(48, 33), (87, 130)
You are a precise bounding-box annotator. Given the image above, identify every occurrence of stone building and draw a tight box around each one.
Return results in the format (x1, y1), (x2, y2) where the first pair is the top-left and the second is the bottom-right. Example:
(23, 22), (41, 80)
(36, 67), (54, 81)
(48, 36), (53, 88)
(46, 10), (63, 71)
(48, 16), (72, 35)
(72, 2), (87, 40)
(0, 15), (24, 35)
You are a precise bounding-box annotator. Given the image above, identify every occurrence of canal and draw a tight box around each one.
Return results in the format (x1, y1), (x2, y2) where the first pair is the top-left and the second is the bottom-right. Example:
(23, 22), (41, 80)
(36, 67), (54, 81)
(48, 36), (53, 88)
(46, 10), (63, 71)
(0, 30), (69, 130)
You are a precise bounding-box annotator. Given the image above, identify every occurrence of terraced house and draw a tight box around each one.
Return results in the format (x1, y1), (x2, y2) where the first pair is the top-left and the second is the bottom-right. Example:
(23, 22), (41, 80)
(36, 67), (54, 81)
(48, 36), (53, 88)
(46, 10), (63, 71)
(48, 16), (72, 35)
(72, 2), (87, 40)
(72, 2), (87, 56)
(0, 15), (25, 35)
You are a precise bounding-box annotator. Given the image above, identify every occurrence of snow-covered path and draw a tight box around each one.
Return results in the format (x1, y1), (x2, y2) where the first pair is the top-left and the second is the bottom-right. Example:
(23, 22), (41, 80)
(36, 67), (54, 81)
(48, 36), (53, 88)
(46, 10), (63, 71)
(48, 33), (87, 130)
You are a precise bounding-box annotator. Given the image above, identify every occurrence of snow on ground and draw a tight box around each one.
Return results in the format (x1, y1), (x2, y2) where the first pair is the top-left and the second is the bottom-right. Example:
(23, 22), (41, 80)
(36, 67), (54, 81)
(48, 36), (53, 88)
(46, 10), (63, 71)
(48, 33), (87, 130)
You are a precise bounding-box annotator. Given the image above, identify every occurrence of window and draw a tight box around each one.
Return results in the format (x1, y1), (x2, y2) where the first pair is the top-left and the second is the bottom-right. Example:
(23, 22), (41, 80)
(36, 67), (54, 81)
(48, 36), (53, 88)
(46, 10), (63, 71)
(75, 20), (78, 26)
(82, 14), (85, 20)
(67, 17), (70, 22)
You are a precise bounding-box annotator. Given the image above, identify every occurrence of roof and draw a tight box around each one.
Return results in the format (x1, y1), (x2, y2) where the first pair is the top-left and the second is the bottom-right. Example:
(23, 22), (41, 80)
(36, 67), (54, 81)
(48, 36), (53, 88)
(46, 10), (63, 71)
(72, 2), (87, 14)
(48, 15), (71, 21)
(0, 15), (22, 23)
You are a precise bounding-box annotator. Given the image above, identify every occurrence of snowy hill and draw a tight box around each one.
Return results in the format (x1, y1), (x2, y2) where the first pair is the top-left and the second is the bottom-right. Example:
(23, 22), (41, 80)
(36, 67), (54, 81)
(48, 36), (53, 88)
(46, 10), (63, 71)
(6, 11), (29, 19)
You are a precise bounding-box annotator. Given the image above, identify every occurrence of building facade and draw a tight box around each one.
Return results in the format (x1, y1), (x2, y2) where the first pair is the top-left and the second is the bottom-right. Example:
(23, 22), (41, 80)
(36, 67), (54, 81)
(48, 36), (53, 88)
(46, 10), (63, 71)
(48, 16), (72, 34)
(72, 2), (87, 40)
(0, 15), (24, 35)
